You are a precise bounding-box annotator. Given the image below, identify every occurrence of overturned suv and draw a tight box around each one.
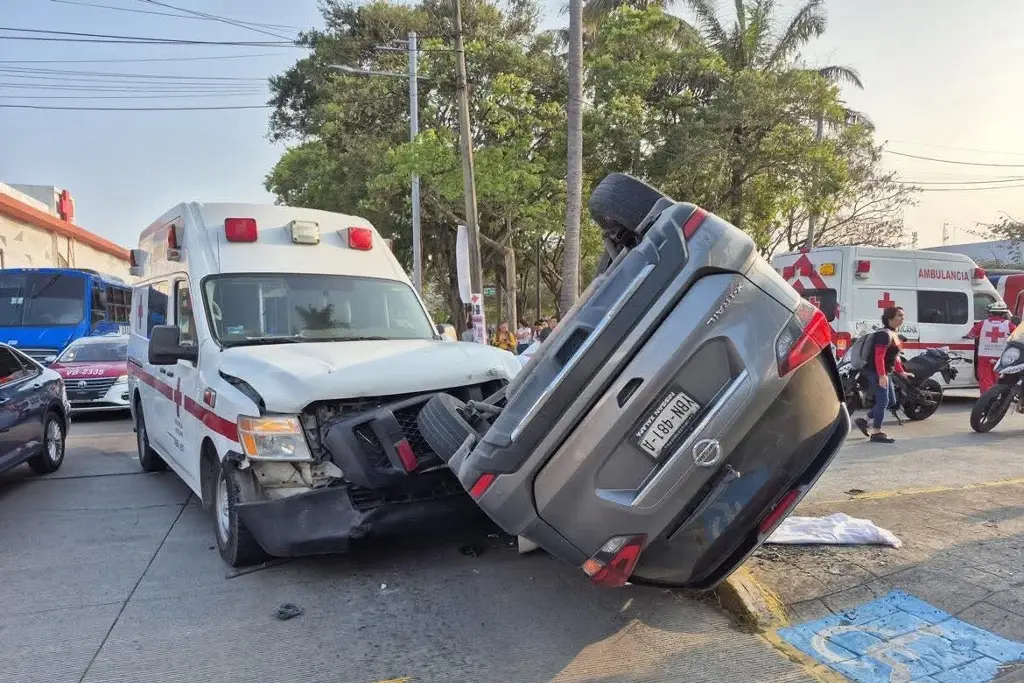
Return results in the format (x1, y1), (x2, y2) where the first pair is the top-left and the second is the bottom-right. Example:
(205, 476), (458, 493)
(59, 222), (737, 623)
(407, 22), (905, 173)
(417, 174), (851, 589)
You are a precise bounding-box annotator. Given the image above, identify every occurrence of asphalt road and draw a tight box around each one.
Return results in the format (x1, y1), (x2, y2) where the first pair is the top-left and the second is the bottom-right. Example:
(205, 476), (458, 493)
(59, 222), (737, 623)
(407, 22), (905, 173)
(3, 396), (1015, 683)
(804, 392), (1024, 503)
(0, 412), (815, 683)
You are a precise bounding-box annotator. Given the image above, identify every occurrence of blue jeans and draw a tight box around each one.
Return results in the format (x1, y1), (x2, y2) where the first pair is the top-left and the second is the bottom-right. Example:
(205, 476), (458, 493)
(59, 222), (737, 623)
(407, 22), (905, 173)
(864, 371), (896, 429)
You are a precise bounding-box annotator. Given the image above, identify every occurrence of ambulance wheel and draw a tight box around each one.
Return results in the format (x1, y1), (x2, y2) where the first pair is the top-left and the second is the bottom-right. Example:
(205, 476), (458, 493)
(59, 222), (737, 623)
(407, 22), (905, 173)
(213, 462), (268, 567)
(135, 403), (167, 472)
(417, 393), (489, 463)
(588, 173), (668, 240)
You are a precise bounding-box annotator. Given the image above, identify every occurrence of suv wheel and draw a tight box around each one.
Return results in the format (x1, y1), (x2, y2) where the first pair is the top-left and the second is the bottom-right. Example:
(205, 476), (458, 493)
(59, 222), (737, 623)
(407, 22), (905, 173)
(28, 412), (66, 475)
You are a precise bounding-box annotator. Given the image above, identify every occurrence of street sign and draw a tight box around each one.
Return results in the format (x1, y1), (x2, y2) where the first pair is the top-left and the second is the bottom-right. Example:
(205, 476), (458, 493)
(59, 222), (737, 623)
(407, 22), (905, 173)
(483, 286), (496, 297)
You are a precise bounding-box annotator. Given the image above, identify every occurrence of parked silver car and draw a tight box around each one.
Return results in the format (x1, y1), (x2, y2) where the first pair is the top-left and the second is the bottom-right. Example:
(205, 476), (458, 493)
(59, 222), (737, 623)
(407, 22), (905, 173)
(418, 173), (850, 589)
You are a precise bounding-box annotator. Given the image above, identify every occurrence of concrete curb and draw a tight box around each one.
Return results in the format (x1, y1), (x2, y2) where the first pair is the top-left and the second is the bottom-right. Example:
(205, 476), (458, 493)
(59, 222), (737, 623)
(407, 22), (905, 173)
(715, 566), (789, 632)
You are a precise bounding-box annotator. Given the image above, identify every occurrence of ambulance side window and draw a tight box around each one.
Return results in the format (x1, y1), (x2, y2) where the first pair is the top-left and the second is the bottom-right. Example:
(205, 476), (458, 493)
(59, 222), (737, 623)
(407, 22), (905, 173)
(974, 293), (996, 321)
(917, 291), (968, 325)
(174, 280), (196, 346)
(146, 281), (170, 336)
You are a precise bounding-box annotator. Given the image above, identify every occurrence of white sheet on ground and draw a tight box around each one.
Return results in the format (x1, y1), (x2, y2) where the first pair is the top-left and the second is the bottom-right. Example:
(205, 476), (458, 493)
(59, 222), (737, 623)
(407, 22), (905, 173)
(766, 513), (902, 548)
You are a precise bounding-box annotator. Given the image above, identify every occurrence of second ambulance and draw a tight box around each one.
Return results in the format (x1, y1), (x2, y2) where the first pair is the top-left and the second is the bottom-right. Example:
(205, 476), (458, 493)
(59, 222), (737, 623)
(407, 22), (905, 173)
(771, 246), (1004, 388)
(127, 203), (521, 566)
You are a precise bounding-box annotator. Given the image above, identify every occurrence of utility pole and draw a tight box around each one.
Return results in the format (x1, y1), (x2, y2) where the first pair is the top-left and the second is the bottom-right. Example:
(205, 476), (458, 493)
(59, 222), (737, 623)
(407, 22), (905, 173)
(452, 0), (485, 342)
(807, 113), (824, 249)
(408, 32), (422, 295)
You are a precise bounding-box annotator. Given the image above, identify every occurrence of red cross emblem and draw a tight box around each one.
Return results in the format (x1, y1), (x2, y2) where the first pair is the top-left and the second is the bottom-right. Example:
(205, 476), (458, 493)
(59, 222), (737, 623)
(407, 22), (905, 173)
(877, 292), (896, 310)
(807, 295), (821, 308)
(986, 326), (1007, 344)
(781, 255), (828, 291)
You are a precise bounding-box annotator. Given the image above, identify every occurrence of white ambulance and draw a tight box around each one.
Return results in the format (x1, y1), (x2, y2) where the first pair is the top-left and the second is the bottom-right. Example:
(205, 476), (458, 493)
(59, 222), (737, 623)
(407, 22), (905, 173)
(770, 246), (1004, 388)
(126, 203), (521, 566)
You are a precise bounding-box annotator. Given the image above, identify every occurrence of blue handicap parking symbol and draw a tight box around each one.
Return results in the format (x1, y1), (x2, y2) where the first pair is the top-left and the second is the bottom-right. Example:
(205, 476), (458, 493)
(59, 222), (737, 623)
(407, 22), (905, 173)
(778, 590), (1024, 682)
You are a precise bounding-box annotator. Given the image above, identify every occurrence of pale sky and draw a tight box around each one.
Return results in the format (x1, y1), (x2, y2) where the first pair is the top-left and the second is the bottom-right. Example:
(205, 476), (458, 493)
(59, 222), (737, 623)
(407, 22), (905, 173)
(2, 0), (1023, 250)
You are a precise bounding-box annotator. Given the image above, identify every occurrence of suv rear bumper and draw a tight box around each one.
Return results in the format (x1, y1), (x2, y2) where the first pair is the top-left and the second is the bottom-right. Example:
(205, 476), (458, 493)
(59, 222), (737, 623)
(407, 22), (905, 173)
(235, 486), (481, 557)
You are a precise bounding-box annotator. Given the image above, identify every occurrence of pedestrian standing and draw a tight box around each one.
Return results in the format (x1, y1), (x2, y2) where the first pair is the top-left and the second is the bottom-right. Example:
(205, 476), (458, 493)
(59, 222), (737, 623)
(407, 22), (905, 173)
(854, 306), (914, 444)
(515, 319), (533, 354)
(968, 301), (1016, 394)
(491, 321), (517, 353)
(537, 319), (551, 343)
(461, 316), (475, 342)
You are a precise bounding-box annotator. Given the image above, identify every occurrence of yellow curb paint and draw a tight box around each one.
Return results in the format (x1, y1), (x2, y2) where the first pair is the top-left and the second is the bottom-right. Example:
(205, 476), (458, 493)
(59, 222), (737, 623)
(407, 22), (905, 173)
(761, 631), (849, 683)
(718, 566), (790, 631)
(370, 678), (412, 683)
(815, 477), (1024, 505)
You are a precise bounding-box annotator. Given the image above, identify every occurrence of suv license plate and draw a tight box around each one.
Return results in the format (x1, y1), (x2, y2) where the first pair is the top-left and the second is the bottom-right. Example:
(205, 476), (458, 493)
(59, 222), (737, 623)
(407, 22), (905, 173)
(633, 388), (701, 460)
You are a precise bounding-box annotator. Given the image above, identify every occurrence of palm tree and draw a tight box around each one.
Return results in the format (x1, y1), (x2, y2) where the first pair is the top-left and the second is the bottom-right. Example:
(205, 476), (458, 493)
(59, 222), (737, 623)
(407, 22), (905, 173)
(560, 0), (585, 313)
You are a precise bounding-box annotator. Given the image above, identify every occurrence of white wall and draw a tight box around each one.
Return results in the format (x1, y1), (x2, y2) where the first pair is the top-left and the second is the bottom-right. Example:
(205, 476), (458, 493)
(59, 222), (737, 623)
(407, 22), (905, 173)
(0, 212), (129, 279)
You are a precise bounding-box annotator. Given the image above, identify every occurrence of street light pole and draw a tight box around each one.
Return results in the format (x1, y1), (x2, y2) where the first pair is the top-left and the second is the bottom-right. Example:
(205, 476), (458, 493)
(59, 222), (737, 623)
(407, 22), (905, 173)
(408, 32), (422, 295)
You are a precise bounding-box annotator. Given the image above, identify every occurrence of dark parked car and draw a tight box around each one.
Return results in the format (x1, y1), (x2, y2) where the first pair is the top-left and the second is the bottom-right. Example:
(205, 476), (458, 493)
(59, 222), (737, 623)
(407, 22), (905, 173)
(0, 343), (70, 478)
(418, 173), (851, 589)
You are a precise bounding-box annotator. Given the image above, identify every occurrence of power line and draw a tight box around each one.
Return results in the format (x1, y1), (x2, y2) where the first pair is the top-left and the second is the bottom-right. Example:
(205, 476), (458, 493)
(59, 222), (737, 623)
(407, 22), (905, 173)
(0, 103), (272, 111)
(885, 149), (1024, 168)
(0, 27), (296, 46)
(0, 67), (267, 81)
(888, 139), (1024, 158)
(897, 177), (1024, 186)
(2, 92), (265, 99)
(917, 183), (1024, 193)
(137, 0), (294, 40)
(48, 0), (299, 31)
(0, 53), (288, 64)
(0, 82), (266, 92)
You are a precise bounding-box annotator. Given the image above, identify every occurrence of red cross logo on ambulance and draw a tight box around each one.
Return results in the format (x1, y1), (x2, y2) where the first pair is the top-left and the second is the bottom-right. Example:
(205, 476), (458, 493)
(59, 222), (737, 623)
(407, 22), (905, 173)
(778, 254), (839, 319)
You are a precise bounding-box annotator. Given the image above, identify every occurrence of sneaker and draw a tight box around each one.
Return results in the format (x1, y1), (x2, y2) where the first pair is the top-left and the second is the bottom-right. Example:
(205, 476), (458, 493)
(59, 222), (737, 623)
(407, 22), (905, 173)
(870, 432), (895, 444)
(854, 417), (870, 438)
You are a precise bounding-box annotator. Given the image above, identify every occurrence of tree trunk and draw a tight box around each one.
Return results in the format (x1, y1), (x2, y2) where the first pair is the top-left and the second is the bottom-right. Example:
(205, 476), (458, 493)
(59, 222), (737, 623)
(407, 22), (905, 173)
(504, 215), (518, 329)
(560, 0), (584, 314)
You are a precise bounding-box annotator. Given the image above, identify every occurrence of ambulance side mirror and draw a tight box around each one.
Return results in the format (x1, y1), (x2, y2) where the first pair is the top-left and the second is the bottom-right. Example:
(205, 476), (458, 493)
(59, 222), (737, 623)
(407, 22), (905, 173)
(149, 325), (197, 365)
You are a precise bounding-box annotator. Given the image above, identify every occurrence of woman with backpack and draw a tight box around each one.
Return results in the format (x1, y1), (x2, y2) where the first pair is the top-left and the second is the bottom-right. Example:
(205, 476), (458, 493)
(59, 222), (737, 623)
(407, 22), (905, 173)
(854, 305), (914, 444)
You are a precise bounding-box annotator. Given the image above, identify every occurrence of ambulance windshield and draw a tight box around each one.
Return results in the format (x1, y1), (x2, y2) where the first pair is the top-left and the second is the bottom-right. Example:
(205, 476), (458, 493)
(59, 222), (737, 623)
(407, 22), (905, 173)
(203, 273), (435, 346)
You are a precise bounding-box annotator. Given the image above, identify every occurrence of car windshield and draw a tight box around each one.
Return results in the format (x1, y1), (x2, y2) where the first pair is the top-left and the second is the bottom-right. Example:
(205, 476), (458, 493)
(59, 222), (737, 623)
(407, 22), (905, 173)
(0, 272), (86, 327)
(203, 273), (435, 346)
(56, 339), (127, 363)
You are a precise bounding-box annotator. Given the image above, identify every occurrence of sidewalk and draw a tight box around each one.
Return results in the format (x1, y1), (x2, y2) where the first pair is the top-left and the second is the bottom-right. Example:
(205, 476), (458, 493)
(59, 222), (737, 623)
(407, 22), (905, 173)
(721, 480), (1024, 681)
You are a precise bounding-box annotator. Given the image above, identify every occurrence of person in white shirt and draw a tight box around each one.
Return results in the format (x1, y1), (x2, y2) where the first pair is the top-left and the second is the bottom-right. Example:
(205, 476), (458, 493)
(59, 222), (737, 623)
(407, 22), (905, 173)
(515, 320), (533, 354)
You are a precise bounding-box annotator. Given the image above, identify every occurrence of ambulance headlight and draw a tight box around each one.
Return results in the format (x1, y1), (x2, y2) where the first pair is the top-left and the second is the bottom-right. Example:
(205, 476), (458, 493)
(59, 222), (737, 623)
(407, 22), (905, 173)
(1000, 347), (1020, 367)
(237, 416), (313, 462)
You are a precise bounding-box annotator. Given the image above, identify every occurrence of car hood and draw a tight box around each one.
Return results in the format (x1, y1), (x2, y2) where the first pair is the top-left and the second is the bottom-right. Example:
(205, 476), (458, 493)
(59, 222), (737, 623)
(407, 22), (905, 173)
(218, 339), (522, 413)
(51, 361), (127, 379)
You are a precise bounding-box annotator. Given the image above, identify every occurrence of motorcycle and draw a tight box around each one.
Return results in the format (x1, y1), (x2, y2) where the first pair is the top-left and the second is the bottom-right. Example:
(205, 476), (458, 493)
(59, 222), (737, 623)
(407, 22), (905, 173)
(837, 342), (958, 423)
(970, 338), (1024, 432)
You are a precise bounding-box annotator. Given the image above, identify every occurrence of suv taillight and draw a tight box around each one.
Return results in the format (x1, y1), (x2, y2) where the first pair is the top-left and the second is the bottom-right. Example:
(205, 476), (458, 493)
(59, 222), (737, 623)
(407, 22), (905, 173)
(775, 300), (831, 377)
(580, 534), (647, 587)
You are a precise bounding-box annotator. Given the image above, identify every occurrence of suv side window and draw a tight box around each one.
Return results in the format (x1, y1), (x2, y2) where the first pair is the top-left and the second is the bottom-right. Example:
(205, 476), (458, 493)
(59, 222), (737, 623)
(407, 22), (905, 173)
(175, 280), (196, 346)
(0, 347), (36, 386)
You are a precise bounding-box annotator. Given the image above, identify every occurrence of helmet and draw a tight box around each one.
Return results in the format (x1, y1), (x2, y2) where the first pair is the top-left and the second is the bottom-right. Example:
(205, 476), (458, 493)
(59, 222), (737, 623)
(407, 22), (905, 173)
(989, 301), (1010, 315)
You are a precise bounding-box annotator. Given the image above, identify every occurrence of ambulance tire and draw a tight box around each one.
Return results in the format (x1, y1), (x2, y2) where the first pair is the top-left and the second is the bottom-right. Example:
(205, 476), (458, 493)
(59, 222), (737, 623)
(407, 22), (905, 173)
(135, 403), (167, 472)
(417, 393), (488, 463)
(214, 462), (268, 567)
(588, 173), (667, 239)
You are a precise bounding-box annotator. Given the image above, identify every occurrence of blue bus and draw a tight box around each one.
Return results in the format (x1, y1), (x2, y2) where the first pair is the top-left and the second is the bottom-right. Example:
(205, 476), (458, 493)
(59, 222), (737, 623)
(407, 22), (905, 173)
(0, 268), (132, 363)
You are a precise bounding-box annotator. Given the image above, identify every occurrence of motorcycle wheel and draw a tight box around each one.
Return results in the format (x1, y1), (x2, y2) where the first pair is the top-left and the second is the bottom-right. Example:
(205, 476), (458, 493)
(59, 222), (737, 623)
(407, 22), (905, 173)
(970, 385), (1014, 433)
(904, 378), (943, 421)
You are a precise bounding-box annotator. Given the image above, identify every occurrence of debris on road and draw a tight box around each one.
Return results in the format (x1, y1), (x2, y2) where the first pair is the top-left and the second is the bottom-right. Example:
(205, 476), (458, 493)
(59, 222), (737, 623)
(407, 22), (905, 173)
(766, 512), (902, 548)
(844, 488), (866, 496)
(274, 603), (303, 621)
(459, 544), (483, 557)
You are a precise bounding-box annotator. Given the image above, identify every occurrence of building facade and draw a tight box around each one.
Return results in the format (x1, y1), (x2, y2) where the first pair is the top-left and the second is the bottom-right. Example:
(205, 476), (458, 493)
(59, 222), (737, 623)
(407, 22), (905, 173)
(0, 183), (129, 278)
